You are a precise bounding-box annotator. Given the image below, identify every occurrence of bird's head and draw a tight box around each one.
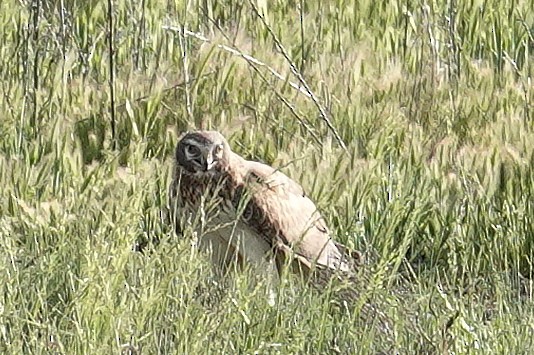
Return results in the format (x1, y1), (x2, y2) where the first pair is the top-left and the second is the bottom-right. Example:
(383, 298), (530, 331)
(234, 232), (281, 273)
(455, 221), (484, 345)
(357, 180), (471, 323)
(175, 130), (231, 175)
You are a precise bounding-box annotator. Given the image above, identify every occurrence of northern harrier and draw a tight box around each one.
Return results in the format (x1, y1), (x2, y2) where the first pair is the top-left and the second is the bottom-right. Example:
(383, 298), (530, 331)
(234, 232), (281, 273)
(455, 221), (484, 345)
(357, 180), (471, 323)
(168, 130), (360, 288)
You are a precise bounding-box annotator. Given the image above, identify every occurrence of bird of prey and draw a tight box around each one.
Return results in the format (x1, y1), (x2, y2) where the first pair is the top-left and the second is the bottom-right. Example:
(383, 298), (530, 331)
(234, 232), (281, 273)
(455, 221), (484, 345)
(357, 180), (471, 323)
(168, 130), (360, 286)
(167, 131), (423, 346)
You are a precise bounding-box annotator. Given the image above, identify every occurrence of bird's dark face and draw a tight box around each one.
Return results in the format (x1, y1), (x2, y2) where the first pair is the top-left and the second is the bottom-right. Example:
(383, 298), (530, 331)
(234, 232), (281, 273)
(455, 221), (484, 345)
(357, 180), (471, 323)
(176, 131), (229, 175)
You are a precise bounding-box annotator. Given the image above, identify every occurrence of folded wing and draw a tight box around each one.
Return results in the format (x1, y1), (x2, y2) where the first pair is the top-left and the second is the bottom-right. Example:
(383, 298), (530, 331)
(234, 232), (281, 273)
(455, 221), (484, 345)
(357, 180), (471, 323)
(236, 159), (355, 274)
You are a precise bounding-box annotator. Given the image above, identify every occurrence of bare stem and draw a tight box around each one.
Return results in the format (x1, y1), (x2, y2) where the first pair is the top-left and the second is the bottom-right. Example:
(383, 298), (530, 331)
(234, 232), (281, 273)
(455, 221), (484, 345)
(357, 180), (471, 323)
(246, 0), (348, 153)
(107, 0), (117, 149)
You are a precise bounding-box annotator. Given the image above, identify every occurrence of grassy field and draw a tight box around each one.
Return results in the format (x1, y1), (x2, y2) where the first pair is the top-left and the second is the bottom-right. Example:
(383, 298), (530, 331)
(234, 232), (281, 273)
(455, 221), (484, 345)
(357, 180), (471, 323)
(1, 0), (534, 353)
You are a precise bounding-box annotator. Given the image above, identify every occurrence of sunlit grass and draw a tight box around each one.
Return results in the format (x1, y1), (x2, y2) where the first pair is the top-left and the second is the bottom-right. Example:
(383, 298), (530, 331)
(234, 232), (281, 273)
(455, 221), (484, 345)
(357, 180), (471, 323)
(1, 0), (533, 353)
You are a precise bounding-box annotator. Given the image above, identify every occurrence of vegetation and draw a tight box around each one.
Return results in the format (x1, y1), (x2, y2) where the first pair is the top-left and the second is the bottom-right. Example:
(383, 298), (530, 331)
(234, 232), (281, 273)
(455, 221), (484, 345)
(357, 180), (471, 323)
(1, 0), (533, 353)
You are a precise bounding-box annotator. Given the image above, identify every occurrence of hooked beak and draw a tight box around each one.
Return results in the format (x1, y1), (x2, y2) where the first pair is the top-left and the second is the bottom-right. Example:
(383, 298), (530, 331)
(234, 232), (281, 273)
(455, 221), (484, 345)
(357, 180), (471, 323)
(203, 152), (216, 171)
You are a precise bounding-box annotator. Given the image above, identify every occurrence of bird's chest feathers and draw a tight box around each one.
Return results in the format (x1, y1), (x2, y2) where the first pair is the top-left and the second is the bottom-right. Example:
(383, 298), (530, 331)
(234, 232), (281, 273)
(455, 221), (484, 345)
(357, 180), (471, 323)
(176, 170), (271, 263)
(176, 170), (240, 223)
(179, 172), (223, 203)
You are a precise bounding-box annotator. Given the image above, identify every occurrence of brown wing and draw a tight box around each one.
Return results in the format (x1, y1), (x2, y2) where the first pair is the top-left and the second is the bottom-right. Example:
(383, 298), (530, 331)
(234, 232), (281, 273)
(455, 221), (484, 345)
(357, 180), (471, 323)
(237, 159), (354, 273)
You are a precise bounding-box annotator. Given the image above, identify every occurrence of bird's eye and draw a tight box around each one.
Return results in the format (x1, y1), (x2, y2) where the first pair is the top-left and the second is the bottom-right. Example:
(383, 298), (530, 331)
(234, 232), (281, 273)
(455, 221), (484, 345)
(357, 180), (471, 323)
(214, 144), (223, 155)
(186, 144), (201, 157)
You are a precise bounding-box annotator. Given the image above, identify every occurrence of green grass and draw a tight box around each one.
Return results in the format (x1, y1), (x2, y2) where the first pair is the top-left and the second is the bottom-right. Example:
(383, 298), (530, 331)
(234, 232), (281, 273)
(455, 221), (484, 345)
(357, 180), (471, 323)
(1, 0), (534, 353)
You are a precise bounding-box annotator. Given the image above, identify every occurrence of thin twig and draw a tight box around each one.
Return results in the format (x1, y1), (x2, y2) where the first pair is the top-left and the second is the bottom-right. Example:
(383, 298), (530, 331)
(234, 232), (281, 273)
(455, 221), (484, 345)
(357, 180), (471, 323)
(163, 24), (323, 146)
(107, 0), (117, 149)
(162, 25), (340, 149)
(188, 14), (323, 147)
(135, 0), (147, 69)
(162, 25), (313, 100)
(298, 0), (305, 73)
(242, 64), (323, 148)
(115, 72), (215, 110)
(177, 25), (193, 124)
(31, 0), (41, 131)
(246, 0), (348, 153)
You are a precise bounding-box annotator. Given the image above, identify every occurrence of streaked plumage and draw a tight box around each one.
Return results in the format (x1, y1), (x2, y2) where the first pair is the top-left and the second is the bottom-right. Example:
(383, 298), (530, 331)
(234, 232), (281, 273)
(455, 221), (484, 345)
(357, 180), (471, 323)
(168, 130), (360, 282)
(167, 130), (422, 346)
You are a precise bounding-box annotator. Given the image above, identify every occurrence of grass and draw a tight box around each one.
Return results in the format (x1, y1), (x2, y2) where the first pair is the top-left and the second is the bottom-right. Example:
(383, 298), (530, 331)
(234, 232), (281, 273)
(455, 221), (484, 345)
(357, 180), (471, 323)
(1, 0), (533, 353)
